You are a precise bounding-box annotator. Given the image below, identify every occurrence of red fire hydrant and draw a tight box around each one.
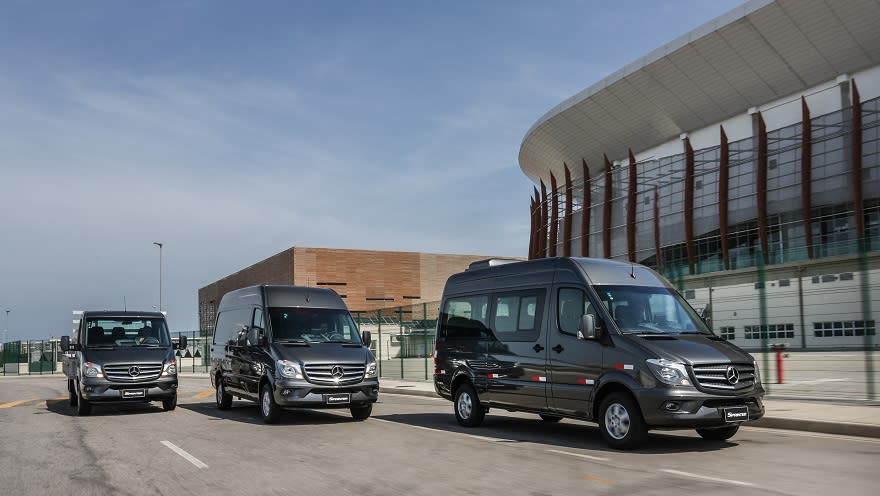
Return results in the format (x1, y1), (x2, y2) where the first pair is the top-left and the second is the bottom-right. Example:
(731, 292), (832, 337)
(771, 344), (786, 384)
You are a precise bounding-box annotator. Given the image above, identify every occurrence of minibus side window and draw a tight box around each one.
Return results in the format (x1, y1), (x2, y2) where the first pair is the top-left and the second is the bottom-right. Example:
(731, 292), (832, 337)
(439, 295), (491, 340)
(557, 288), (601, 335)
(491, 290), (544, 342)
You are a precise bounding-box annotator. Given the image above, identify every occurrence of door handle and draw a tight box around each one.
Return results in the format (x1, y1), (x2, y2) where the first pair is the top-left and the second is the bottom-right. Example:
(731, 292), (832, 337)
(533, 344), (544, 353)
(552, 344), (564, 353)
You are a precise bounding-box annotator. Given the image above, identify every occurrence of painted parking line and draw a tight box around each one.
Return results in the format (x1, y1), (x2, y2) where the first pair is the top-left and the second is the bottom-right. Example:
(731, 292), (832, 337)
(193, 391), (214, 399)
(160, 441), (209, 469)
(0, 399), (39, 409)
(371, 417), (516, 443)
(546, 449), (609, 462)
(659, 469), (756, 488)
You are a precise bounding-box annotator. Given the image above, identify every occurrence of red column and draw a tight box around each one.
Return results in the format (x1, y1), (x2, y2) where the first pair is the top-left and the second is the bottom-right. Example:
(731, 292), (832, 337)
(852, 80), (865, 240)
(627, 149), (638, 262)
(581, 159), (592, 257)
(540, 180), (548, 258)
(719, 126), (730, 270)
(684, 137), (695, 273)
(801, 97), (814, 258)
(563, 163), (573, 257)
(757, 113), (769, 265)
(653, 186), (662, 271)
(549, 172), (559, 257)
(603, 155), (613, 259)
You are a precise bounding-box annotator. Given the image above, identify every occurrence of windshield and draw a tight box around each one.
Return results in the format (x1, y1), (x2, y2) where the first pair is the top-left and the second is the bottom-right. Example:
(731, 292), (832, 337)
(596, 285), (711, 335)
(268, 307), (362, 344)
(83, 317), (171, 347)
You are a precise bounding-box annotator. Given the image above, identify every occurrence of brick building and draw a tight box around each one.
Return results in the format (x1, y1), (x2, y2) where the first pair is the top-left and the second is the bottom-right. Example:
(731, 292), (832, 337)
(197, 247), (513, 332)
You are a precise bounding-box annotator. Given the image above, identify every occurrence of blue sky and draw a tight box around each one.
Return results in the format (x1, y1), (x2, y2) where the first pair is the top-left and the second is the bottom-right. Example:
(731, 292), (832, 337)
(0, 0), (742, 338)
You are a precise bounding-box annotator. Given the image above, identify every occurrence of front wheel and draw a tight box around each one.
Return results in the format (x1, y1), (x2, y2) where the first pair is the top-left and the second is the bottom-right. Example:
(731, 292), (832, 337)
(162, 395), (177, 411)
(260, 384), (280, 424)
(350, 404), (372, 420)
(696, 425), (740, 441)
(75, 381), (92, 416)
(215, 377), (232, 410)
(598, 392), (647, 450)
(454, 383), (485, 427)
(68, 380), (78, 407)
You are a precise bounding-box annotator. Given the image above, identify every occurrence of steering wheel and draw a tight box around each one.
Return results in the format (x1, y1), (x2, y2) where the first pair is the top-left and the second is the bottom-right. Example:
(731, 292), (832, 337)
(140, 337), (160, 345)
(327, 333), (346, 341)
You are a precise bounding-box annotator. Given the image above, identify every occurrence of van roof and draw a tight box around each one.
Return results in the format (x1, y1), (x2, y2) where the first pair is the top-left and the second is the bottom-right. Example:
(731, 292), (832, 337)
(219, 285), (349, 310)
(448, 257), (668, 289)
(81, 311), (167, 319)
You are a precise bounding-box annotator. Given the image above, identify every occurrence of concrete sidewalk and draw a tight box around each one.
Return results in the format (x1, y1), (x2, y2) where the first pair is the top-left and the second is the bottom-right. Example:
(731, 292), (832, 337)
(378, 378), (880, 439)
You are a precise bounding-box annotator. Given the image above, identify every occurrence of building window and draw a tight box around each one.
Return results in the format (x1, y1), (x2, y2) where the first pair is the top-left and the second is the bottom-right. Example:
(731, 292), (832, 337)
(719, 326), (735, 340)
(744, 323), (794, 339)
(813, 321), (876, 337)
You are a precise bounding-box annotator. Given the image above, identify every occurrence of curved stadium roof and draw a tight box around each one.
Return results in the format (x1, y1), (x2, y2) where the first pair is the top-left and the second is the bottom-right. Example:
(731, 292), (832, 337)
(519, 0), (880, 183)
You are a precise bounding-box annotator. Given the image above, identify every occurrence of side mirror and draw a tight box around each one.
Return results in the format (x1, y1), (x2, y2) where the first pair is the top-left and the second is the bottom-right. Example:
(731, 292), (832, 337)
(362, 331), (372, 348)
(61, 335), (70, 352)
(178, 335), (188, 350)
(576, 314), (598, 340)
(254, 326), (267, 346)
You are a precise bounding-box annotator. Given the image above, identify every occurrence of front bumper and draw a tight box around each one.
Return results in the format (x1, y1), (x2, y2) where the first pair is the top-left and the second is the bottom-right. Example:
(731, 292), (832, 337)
(636, 386), (764, 428)
(272, 378), (380, 409)
(80, 376), (178, 403)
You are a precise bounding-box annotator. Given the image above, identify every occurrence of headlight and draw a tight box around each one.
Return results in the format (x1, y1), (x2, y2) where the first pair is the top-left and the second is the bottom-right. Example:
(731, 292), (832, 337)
(752, 359), (762, 386)
(162, 359), (177, 377)
(83, 362), (103, 378)
(645, 359), (691, 386)
(364, 361), (377, 378)
(277, 360), (303, 379)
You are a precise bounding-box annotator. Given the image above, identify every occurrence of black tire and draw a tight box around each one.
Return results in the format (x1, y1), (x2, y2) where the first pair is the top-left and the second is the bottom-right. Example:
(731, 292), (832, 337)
(260, 384), (280, 424)
(162, 395), (177, 412)
(75, 381), (92, 416)
(454, 382), (485, 427)
(598, 392), (647, 450)
(68, 380), (78, 407)
(696, 425), (740, 441)
(350, 404), (373, 421)
(539, 414), (562, 423)
(215, 376), (232, 410)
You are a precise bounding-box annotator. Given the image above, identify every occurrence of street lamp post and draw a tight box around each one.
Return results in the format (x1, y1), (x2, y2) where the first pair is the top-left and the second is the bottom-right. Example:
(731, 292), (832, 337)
(153, 242), (163, 313)
(3, 309), (9, 346)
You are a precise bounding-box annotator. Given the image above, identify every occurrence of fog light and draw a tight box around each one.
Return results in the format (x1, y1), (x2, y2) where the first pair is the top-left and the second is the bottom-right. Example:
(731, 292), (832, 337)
(85, 386), (93, 393)
(663, 401), (680, 411)
(281, 389), (291, 396)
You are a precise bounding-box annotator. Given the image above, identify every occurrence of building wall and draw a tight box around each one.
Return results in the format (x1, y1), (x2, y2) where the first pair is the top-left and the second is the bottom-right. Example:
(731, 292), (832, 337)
(198, 247), (509, 332)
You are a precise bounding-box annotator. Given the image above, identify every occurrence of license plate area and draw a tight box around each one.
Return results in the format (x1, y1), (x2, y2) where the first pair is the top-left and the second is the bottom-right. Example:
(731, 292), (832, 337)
(324, 393), (351, 405)
(122, 389), (146, 399)
(723, 406), (749, 423)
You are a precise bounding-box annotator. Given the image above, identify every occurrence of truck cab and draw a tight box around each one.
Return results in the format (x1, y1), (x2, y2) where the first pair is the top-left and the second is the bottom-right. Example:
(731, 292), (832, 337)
(60, 310), (186, 415)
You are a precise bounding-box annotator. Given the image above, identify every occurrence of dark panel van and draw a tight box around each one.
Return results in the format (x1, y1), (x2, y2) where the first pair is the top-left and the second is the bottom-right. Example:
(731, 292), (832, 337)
(210, 285), (378, 423)
(434, 257), (765, 449)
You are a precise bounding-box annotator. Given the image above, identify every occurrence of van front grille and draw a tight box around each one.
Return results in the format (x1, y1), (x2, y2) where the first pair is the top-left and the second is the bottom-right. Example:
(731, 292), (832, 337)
(691, 363), (756, 392)
(303, 363), (365, 385)
(104, 363), (163, 382)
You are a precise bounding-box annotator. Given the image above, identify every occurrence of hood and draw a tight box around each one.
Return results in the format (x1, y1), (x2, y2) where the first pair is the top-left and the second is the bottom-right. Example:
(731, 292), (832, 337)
(632, 334), (753, 365)
(82, 347), (174, 364)
(272, 343), (371, 364)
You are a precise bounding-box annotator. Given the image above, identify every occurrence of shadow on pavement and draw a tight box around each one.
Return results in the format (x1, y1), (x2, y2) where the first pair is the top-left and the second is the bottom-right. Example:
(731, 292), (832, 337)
(372, 412), (740, 455)
(45, 398), (166, 417)
(179, 400), (363, 426)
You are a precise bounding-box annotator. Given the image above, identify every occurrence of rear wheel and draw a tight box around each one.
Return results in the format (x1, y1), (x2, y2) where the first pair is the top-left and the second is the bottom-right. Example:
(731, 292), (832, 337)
(350, 404), (372, 420)
(454, 382), (485, 427)
(598, 392), (646, 450)
(162, 394), (177, 411)
(696, 425), (740, 441)
(215, 377), (232, 410)
(539, 414), (562, 423)
(260, 384), (280, 424)
(68, 380), (78, 407)
(75, 381), (92, 416)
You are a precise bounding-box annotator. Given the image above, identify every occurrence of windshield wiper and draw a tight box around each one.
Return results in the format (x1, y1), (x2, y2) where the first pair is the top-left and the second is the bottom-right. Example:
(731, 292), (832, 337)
(276, 339), (309, 346)
(86, 345), (116, 350)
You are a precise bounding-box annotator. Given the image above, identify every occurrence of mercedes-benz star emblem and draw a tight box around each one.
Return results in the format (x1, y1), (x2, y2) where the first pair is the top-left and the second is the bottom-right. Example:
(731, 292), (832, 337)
(128, 366), (141, 377)
(331, 366), (345, 380)
(725, 365), (739, 385)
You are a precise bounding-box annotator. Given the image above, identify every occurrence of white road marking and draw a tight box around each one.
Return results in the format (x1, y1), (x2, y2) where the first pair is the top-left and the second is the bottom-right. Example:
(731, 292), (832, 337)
(741, 426), (880, 444)
(547, 449), (609, 462)
(371, 417), (515, 443)
(773, 378), (849, 385)
(660, 469), (756, 487)
(161, 441), (209, 469)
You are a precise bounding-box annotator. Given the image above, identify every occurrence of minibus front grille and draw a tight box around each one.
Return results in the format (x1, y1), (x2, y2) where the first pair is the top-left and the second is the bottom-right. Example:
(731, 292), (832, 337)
(691, 363), (756, 392)
(104, 363), (163, 382)
(303, 363), (366, 385)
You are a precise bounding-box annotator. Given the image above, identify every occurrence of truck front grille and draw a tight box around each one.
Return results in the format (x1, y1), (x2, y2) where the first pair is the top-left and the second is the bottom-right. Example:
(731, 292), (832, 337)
(691, 363), (756, 392)
(303, 363), (365, 385)
(104, 363), (163, 382)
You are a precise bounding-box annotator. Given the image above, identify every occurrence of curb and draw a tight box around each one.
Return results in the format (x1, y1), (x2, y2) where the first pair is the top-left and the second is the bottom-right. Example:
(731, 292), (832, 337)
(380, 386), (439, 399)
